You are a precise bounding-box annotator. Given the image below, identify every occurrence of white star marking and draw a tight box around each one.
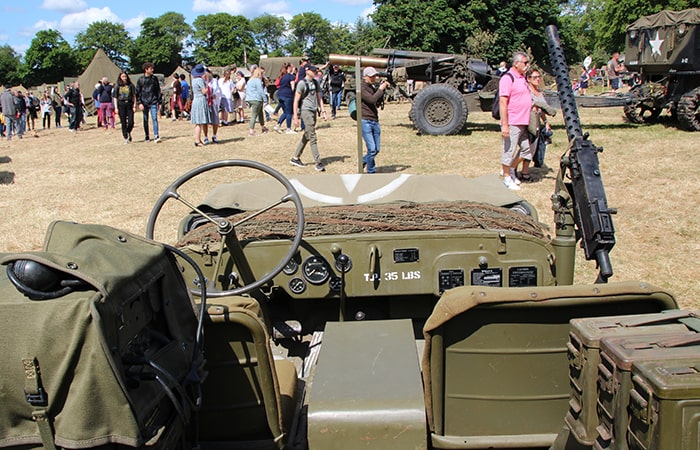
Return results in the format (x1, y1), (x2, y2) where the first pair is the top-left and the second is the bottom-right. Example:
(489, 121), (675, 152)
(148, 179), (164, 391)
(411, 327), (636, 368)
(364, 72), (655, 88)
(649, 31), (664, 57)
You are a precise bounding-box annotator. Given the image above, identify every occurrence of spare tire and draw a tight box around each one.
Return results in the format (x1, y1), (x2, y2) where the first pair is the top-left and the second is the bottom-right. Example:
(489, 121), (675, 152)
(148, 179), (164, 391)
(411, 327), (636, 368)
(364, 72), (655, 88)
(409, 84), (467, 135)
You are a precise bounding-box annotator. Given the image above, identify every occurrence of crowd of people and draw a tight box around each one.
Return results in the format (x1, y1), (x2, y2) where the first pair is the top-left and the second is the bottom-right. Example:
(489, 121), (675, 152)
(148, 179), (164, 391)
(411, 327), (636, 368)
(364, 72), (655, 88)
(2, 51), (625, 180)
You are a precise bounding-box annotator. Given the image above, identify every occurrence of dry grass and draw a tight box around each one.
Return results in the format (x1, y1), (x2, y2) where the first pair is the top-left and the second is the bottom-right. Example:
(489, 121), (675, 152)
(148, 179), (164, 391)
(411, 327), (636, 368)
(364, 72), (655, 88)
(1, 102), (698, 308)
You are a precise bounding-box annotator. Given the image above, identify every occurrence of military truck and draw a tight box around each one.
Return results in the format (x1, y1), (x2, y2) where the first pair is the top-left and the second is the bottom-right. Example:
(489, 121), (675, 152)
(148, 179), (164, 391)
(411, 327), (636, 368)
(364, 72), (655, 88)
(2, 26), (700, 450)
(623, 8), (700, 130)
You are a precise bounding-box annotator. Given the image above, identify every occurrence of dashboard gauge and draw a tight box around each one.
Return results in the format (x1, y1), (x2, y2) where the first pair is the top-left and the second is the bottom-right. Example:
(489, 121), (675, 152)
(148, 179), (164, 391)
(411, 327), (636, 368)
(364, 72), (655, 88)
(288, 277), (306, 294)
(302, 255), (330, 285)
(283, 259), (299, 275)
(329, 276), (343, 292)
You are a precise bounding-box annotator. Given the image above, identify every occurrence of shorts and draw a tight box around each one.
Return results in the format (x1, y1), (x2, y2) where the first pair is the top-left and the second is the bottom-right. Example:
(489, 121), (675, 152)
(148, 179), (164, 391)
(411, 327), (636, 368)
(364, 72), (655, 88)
(610, 78), (621, 90)
(501, 125), (530, 166)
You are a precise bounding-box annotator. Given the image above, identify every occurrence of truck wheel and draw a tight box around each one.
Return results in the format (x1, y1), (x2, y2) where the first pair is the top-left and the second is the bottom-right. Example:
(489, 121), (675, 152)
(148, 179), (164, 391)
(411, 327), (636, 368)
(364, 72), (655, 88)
(677, 87), (700, 131)
(623, 85), (662, 124)
(409, 84), (467, 135)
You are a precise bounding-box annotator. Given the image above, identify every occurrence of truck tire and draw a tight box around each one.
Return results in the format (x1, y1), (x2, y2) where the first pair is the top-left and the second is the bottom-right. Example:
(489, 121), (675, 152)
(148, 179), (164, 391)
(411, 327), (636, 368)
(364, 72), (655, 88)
(677, 87), (700, 131)
(623, 84), (662, 124)
(409, 84), (467, 135)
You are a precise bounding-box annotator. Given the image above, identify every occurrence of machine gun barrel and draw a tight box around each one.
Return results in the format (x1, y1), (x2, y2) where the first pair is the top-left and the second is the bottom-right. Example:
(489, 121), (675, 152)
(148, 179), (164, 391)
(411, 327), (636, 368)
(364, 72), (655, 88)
(545, 26), (583, 142)
(546, 25), (616, 283)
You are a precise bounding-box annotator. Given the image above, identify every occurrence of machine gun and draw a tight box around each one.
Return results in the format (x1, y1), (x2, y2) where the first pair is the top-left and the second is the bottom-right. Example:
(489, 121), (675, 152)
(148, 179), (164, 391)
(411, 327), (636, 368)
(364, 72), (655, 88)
(546, 25), (617, 283)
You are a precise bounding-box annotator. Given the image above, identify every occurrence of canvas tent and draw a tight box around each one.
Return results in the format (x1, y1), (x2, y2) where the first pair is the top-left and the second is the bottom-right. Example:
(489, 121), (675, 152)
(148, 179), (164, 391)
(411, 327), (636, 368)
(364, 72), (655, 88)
(77, 49), (121, 113)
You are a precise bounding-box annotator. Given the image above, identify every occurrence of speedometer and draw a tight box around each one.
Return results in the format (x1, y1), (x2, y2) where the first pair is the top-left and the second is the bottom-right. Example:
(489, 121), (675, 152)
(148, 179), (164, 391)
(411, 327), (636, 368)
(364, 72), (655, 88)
(302, 255), (330, 285)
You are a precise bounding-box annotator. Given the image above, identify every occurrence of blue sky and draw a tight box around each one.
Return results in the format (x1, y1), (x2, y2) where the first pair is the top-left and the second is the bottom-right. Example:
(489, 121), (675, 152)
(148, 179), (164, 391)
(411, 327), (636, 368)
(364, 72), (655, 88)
(0, 0), (376, 57)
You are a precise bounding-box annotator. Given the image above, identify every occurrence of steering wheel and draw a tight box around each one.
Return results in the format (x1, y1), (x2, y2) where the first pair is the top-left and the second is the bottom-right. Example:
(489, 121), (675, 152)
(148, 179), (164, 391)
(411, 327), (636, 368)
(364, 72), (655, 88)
(146, 160), (304, 297)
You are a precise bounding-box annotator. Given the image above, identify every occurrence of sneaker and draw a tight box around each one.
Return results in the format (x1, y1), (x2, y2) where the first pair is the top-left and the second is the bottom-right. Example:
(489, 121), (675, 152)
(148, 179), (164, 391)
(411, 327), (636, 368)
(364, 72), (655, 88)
(285, 128), (296, 134)
(261, 127), (269, 134)
(290, 158), (304, 167)
(315, 163), (326, 172)
(154, 136), (161, 143)
(144, 137), (149, 142)
(124, 138), (129, 144)
(203, 137), (209, 145)
(274, 124), (281, 133)
(128, 134), (132, 142)
(503, 177), (521, 191)
(509, 168), (521, 185)
(211, 136), (218, 143)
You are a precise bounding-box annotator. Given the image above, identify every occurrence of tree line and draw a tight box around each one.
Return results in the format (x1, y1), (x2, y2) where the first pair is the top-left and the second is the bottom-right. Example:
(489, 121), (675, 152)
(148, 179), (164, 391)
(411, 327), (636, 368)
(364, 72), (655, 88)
(1, 0), (698, 88)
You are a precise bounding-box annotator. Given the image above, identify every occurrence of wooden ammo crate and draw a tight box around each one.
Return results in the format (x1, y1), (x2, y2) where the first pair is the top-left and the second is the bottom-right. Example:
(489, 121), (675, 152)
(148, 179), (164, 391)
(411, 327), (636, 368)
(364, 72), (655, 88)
(565, 310), (699, 445)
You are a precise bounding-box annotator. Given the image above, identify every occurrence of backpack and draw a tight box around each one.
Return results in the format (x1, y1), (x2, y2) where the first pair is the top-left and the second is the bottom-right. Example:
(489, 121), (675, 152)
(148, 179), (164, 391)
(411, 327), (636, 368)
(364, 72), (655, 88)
(0, 221), (203, 449)
(298, 78), (320, 112)
(491, 72), (514, 120)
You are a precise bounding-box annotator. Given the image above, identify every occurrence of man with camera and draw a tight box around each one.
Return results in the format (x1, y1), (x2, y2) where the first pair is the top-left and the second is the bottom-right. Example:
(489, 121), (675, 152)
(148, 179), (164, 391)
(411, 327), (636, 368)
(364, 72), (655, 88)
(360, 67), (389, 174)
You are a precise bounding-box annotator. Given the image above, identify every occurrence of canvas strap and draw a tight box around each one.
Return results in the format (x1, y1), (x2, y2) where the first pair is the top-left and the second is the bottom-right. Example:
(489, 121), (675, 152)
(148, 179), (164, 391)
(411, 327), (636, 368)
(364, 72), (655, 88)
(22, 357), (57, 450)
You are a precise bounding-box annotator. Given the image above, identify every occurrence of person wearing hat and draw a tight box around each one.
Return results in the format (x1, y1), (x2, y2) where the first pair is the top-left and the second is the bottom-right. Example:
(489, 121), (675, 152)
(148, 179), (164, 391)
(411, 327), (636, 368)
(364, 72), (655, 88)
(291, 64), (327, 172)
(295, 55), (310, 86)
(360, 66), (389, 174)
(189, 64), (212, 146)
(329, 64), (346, 119)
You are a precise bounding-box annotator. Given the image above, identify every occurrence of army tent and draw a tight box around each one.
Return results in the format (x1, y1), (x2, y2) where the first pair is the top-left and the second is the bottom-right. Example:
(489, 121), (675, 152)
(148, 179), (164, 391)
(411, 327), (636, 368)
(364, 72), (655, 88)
(77, 49), (121, 113)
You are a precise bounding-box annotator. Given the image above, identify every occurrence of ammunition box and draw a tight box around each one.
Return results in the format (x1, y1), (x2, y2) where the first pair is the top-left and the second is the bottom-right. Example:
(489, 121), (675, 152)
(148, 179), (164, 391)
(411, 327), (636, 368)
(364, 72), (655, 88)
(594, 332), (700, 450)
(565, 310), (698, 444)
(627, 359), (700, 450)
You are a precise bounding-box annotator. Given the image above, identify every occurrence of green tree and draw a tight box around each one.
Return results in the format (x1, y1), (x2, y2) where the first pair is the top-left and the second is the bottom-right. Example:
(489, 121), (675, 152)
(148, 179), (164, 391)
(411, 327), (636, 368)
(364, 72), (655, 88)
(0, 45), (23, 86)
(130, 12), (192, 74)
(74, 21), (133, 70)
(251, 14), (288, 56)
(287, 13), (333, 62)
(370, 0), (564, 65)
(190, 13), (257, 66)
(22, 29), (78, 85)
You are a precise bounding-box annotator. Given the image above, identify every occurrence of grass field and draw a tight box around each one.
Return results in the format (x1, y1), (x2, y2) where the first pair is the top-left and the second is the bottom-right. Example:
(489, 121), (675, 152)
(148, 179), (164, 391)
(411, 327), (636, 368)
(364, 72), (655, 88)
(0, 100), (697, 308)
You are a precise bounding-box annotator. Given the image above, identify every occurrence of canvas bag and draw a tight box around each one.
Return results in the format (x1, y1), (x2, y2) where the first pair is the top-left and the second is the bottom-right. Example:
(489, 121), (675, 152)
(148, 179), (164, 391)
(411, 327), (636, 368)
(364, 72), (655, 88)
(0, 221), (203, 449)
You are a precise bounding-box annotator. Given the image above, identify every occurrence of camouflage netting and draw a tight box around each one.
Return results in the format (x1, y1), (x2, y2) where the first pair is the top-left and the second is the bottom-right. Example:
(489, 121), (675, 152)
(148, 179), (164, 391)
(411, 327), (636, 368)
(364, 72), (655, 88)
(177, 201), (547, 247)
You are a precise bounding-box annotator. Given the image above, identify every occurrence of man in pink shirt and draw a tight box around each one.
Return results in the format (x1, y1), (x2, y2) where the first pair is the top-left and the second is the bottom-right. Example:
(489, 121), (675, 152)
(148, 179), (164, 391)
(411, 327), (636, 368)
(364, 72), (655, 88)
(498, 52), (532, 190)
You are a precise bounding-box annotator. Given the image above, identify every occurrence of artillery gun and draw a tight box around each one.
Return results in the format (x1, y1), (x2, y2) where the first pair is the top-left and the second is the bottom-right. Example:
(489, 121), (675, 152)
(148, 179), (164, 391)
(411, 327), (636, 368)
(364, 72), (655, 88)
(330, 49), (493, 135)
(623, 8), (700, 130)
(3, 26), (700, 450)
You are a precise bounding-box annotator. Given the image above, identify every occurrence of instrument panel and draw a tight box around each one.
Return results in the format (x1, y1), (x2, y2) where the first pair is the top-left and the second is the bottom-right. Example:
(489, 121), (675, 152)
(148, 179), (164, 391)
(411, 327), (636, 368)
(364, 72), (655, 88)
(261, 229), (557, 299)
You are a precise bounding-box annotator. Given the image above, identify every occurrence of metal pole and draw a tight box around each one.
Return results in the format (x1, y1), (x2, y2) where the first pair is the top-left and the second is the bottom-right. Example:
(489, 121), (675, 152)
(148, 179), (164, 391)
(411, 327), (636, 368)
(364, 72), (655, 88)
(356, 59), (363, 174)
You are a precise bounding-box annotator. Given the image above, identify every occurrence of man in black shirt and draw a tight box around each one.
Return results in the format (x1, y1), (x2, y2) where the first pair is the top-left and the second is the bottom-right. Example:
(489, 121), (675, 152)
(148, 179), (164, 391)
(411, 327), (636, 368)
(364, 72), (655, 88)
(64, 82), (84, 131)
(136, 62), (162, 142)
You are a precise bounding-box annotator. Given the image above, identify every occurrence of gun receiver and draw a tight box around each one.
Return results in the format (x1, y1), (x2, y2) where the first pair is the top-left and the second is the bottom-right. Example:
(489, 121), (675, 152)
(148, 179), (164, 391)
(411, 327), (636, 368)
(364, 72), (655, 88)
(546, 25), (616, 283)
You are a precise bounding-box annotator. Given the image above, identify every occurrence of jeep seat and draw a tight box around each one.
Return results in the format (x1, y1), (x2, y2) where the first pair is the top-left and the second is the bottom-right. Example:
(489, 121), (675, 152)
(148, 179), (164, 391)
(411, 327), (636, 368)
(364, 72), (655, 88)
(197, 296), (298, 449)
(422, 281), (677, 449)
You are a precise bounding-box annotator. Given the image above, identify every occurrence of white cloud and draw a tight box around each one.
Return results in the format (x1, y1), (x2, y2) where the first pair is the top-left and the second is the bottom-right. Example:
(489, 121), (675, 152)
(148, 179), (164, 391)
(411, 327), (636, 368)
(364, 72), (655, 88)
(360, 5), (374, 19)
(123, 14), (147, 38)
(59, 7), (120, 33)
(192, 0), (290, 18)
(41, 0), (88, 13)
(192, 0), (247, 14)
